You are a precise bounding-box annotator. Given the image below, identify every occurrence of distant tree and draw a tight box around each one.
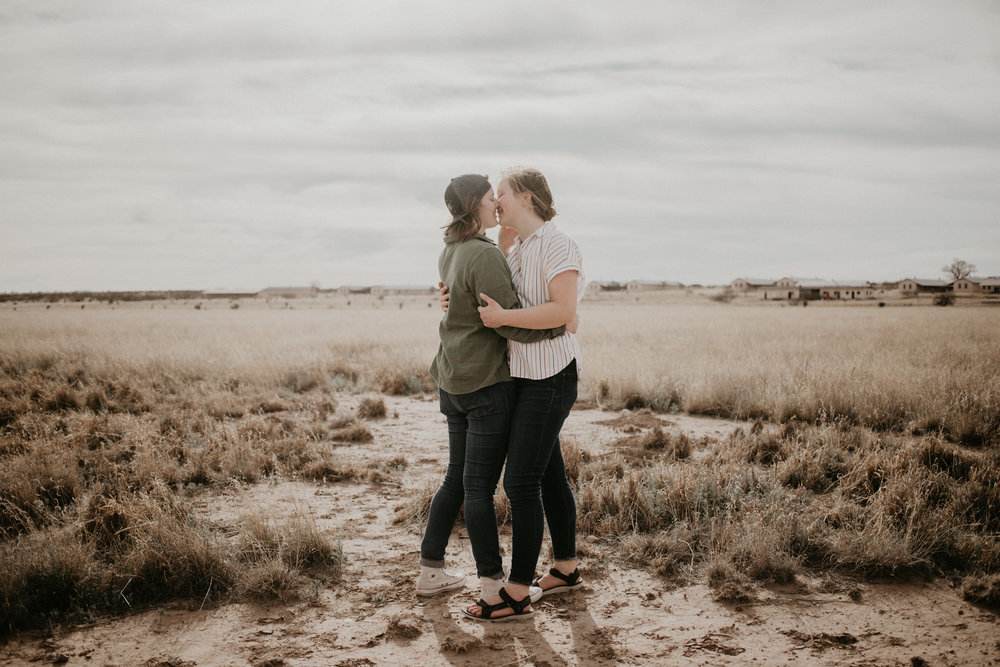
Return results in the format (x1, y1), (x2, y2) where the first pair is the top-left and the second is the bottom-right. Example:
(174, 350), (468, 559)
(942, 258), (976, 281)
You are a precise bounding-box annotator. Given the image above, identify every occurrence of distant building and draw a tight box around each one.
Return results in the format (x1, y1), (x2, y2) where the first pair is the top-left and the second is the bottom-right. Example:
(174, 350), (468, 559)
(371, 285), (436, 296)
(203, 289), (259, 299)
(587, 281), (626, 292)
(336, 285), (372, 295)
(816, 281), (874, 300)
(756, 278), (874, 301)
(980, 278), (1000, 294)
(731, 278), (776, 292)
(952, 276), (1000, 295)
(625, 280), (684, 292)
(258, 286), (319, 299)
(898, 279), (951, 295)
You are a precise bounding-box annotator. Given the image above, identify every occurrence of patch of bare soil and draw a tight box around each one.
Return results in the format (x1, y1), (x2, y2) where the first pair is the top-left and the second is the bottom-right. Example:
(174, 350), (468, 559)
(594, 408), (671, 432)
(2, 395), (998, 666)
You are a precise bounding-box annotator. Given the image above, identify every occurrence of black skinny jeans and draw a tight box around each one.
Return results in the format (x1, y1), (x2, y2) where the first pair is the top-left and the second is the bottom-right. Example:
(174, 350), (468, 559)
(419, 381), (514, 578)
(504, 359), (579, 587)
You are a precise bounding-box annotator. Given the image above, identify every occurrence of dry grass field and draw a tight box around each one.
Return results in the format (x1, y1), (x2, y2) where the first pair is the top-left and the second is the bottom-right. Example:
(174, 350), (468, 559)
(1, 293), (999, 664)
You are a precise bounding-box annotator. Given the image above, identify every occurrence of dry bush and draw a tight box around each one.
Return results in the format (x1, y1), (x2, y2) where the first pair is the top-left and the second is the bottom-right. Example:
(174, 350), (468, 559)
(610, 427), (692, 464)
(392, 481), (437, 526)
(299, 457), (365, 483)
(706, 559), (757, 603)
(328, 419), (374, 443)
(282, 368), (328, 394)
(619, 525), (696, 578)
(238, 510), (343, 574)
(357, 397), (387, 419)
(256, 396), (292, 414)
(0, 451), (81, 536)
(390, 480), (508, 528)
(377, 367), (435, 396)
(0, 526), (99, 630)
(561, 436), (591, 486)
(43, 387), (81, 412)
(237, 560), (302, 602)
(714, 509), (800, 584)
(578, 471), (657, 536)
(961, 574), (1000, 608)
(720, 422), (790, 466)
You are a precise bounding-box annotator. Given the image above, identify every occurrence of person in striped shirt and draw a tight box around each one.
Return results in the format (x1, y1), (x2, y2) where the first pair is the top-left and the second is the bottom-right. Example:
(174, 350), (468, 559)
(462, 167), (585, 622)
(416, 174), (573, 606)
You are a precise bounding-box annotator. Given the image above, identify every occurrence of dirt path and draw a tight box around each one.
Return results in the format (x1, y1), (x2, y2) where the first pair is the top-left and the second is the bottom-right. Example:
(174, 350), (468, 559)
(2, 395), (998, 666)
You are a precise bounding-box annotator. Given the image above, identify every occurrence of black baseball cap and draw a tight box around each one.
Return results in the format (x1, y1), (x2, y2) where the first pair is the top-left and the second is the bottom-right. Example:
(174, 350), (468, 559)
(444, 174), (491, 221)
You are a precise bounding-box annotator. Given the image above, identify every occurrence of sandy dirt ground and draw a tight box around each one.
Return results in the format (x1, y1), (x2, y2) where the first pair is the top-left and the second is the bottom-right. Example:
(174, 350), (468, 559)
(2, 394), (998, 666)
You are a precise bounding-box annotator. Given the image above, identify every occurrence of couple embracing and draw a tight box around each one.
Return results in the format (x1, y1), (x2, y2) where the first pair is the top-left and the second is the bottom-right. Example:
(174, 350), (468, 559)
(415, 168), (585, 621)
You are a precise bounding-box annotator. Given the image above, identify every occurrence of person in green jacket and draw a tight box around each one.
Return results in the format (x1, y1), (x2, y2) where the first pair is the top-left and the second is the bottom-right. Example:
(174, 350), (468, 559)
(415, 174), (570, 603)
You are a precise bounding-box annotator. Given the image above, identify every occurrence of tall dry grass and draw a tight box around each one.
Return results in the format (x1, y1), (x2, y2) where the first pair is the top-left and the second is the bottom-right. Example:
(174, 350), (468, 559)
(574, 417), (1000, 597)
(2, 298), (999, 626)
(579, 303), (1000, 446)
(0, 307), (419, 632)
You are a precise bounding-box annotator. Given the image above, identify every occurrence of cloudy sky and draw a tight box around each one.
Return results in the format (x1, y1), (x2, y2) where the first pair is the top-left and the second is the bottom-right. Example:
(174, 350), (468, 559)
(2, 0), (999, 291)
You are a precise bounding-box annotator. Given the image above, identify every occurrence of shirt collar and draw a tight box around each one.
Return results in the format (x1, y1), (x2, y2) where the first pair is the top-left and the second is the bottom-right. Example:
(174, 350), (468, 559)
(519, 221), (554, 246)
(445, 232), (496, 246)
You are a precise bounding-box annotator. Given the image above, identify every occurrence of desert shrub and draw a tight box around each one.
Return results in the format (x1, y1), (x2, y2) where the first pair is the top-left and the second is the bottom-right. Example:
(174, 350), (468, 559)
(0, 452), (81, 536)
(722, 423), (789, 466)
(561, 437), (590, 486)
(778, 441), (849, 493)
(619, 525), (696, 578)
(710, 288), (735, 304)
(962, 574), (1000, 608)
(357, 397), (387, 419)
(706, 558), (756, 602)
(609, 427), (691, 464)
(238, 510), (343, 574)
(116, 516), (233, 605)
(237, 560), (302, 602)
(282, 368), (327, 394)
(392, 480), (437, 527)
(578, 471), (657, 536)
(327, 419), (373, 443)
(43, 388), (81, 412)
(715, 510), (799, 584)
(933, 293), (955, 306)
(256, 397), (291, 414)
(377, 368), (434, 396)
(0, 526), (99, 630)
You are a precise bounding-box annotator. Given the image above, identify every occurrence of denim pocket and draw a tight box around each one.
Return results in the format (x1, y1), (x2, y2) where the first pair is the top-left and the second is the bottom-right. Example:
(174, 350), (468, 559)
(454, 381), (512, 419)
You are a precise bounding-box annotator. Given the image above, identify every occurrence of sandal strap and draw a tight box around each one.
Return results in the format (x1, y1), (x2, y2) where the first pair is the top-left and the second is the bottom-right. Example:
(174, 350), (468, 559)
(548, 567), (580, 585)
(476, 597), (510, 619)
(498, 588), (531, 614)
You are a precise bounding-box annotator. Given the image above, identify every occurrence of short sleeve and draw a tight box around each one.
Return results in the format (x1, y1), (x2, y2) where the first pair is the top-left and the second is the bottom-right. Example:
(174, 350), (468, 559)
(544, 233), (583, 286)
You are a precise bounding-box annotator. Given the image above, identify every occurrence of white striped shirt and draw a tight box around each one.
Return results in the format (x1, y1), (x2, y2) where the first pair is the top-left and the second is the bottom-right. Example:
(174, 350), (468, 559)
(507, 221), (585, 380)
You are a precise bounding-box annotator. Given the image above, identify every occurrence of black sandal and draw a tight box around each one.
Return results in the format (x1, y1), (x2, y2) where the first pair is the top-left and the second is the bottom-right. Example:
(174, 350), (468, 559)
(462, 587), (534, 622)
(531, 567), (584, 598)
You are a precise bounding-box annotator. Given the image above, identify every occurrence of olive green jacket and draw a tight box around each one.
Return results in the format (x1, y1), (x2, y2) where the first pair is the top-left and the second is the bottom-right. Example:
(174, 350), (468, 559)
(429, 234), (565, 394)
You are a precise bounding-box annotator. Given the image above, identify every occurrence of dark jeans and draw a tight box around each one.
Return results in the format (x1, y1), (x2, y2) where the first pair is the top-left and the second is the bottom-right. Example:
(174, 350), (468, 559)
(420, 381), (514, 578)
(504, 359), (579, 586)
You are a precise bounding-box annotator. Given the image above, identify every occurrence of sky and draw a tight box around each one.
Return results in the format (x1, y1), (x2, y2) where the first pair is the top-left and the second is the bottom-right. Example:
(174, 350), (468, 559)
(2, 0), (999, 292)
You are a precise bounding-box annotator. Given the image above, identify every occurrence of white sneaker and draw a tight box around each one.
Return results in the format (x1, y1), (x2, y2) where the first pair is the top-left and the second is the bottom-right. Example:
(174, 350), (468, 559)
(416, 566), (465, 596)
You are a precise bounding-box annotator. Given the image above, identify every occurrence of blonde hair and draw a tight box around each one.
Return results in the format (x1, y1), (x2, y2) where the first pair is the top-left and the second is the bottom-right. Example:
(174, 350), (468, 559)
(502, 167), (556, 222)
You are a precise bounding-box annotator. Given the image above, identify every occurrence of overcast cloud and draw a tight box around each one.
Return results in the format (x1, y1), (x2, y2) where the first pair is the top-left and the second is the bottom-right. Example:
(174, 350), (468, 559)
(2, 0), (999, 291)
